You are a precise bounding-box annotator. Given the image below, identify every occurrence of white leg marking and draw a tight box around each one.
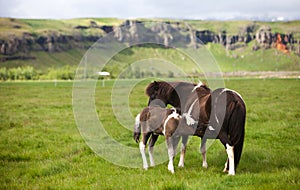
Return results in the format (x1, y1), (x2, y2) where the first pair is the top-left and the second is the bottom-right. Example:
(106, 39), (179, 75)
(223, 158), (229, 173)
(139, 142), (148, 170)
(168, 159), (174, 174)
(226, 144), (235, 175)
(200, 139), (208, 168)
(167, 147), (175, 173)
(178, 142), (186, 167)
(178, 152), (184, 168)
(148, 146), (155, 167)
(167, 137), (175, 174)
(178, 136), (188, 167)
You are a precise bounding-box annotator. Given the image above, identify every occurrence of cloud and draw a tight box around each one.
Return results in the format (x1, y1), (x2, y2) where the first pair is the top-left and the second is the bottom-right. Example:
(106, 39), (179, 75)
(0, 0), (299, 20)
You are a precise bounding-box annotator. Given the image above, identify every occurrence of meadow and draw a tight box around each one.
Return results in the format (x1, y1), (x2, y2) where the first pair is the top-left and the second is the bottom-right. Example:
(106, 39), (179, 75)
(0, 78), (299, 189)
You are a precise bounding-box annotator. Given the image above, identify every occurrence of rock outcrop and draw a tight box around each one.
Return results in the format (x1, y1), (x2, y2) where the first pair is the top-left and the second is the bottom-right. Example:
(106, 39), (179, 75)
(1, 19), (300, 62)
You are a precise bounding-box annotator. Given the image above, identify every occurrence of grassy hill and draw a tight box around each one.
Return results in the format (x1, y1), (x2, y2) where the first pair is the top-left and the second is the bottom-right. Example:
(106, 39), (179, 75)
(0, 18), (300, 80)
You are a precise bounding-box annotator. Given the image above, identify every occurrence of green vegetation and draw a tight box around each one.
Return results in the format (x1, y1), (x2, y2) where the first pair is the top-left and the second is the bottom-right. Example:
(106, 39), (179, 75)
(184, 20), (300, 36)
(2, 44), (299, 81)
(1, 18), (300, 78)
(0, 18), (123, 38)
(0, 66), (77, 80)
(0, 79), (299, 189)
(207, 43), (300, 72)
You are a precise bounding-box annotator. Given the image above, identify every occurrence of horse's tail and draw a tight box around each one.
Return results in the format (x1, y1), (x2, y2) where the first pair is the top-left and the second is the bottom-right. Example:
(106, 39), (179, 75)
(133, 113), (141, 143)
(229, 100), (246, 168)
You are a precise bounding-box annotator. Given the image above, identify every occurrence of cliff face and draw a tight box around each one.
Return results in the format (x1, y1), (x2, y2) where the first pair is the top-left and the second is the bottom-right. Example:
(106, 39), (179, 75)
(112, 20), (300, 55)
(0, 19), (299, 62)
(0, 32), (99, 60)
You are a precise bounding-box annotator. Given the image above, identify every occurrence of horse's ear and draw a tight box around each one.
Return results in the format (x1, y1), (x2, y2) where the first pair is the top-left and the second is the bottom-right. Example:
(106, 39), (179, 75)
(154, 81), (159, 91)
(146, 81), (159, 96)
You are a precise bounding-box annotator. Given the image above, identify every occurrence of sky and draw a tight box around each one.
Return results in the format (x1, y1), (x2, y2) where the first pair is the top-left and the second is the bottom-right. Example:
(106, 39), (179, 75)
(0, 0), (300, 20)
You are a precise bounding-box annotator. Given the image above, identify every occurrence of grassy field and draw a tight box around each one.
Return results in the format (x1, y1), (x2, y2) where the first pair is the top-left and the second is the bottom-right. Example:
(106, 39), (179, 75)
(0, 78), (299, 189)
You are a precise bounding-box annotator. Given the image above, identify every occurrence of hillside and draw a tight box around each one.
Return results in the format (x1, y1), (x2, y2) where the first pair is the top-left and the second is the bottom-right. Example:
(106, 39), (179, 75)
(0, 18), (300, 79)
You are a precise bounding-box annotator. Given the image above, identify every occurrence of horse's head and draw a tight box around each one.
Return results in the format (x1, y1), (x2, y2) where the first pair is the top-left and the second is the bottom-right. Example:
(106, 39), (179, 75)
(145, 81), (173, 107)
(145, 81), (197, 109)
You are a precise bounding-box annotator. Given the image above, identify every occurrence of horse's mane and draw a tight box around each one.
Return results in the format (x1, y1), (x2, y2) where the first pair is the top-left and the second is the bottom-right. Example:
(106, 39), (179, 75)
(145, 81), (196, 97)
(145, 81), (172, 97)
(195, 83), (211, 98)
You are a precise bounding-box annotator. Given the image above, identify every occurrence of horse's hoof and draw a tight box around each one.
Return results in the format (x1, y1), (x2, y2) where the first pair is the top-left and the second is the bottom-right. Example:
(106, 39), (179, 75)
(228, 171), (235, 176)
(202, 163), (208, 169)
(168, 164), (175, 173)
(178, 162), (184, 168)
(223, 168), (228, 173)
(168, 169), (175, 174)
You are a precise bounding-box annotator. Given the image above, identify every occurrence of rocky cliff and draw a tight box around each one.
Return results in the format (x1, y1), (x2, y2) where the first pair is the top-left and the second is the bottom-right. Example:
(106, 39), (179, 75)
(0, 19), (300, 62)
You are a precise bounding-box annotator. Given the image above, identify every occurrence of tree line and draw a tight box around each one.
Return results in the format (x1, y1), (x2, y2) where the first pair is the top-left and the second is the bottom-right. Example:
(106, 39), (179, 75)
(0, 65), (177, 81)
(0, 66), (76, 81)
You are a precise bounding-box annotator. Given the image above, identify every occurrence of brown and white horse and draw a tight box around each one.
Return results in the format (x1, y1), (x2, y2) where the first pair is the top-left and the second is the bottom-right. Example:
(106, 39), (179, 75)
(134, 84), (211, 173)
(145, 81), (246, 175)
(134, 107), (181, 173)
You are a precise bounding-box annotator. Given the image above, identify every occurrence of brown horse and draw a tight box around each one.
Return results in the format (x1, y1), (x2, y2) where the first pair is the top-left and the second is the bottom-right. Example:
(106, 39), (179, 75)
(134, 106), (182, 173)
(145, 81), (246, 175)
(134, 83), (211, 173)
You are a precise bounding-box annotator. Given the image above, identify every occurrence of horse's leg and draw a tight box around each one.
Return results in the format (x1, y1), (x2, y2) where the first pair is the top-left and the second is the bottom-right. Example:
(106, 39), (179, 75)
(166, 136), (174, 173)
(148, 134), (159, 167)
(200, 137), (208, 168)
(219, 132), (235, 175)
(226, 143), (235, 175)
(178, 135), (188, 167)
(166, 135), (180, 174)
(139, 133), (151, 170)
(223, 158), (229, 173)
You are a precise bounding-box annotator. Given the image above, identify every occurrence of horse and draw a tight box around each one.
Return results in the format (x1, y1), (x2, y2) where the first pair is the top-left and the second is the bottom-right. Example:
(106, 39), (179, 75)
(134, 83), (212, 173)
(134, 105), (208, 173)
(145, 81), (246, 175)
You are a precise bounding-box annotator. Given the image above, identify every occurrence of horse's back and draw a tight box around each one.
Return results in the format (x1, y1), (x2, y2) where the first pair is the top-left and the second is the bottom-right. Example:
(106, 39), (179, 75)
(140, 106), (170, 134)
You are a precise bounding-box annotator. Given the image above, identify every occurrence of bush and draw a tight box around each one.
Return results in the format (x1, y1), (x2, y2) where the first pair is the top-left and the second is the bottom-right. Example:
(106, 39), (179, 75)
(46, 66), (76, 80)
(0, 66), (76, 81)
(1, 66), (39, 81)
(0, 67), (8, 81)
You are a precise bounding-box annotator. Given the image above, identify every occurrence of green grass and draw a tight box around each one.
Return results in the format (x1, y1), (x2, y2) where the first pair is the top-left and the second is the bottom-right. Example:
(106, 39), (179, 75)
(0, 18), (123, 38)
(207, 43), (300, 72)
(2, 43), (299, 76)
(0, 79), (299, 189)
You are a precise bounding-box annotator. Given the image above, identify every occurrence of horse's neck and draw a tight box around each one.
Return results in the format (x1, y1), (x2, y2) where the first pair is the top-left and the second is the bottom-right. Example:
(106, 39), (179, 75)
(173, 85), (196, 110)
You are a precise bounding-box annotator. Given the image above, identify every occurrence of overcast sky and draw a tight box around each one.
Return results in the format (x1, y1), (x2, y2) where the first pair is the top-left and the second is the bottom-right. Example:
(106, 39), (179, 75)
(1, 0), (300, 20)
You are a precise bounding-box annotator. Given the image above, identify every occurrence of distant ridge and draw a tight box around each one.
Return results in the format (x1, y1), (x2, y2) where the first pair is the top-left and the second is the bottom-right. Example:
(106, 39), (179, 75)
(0, 18), (299, 76)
